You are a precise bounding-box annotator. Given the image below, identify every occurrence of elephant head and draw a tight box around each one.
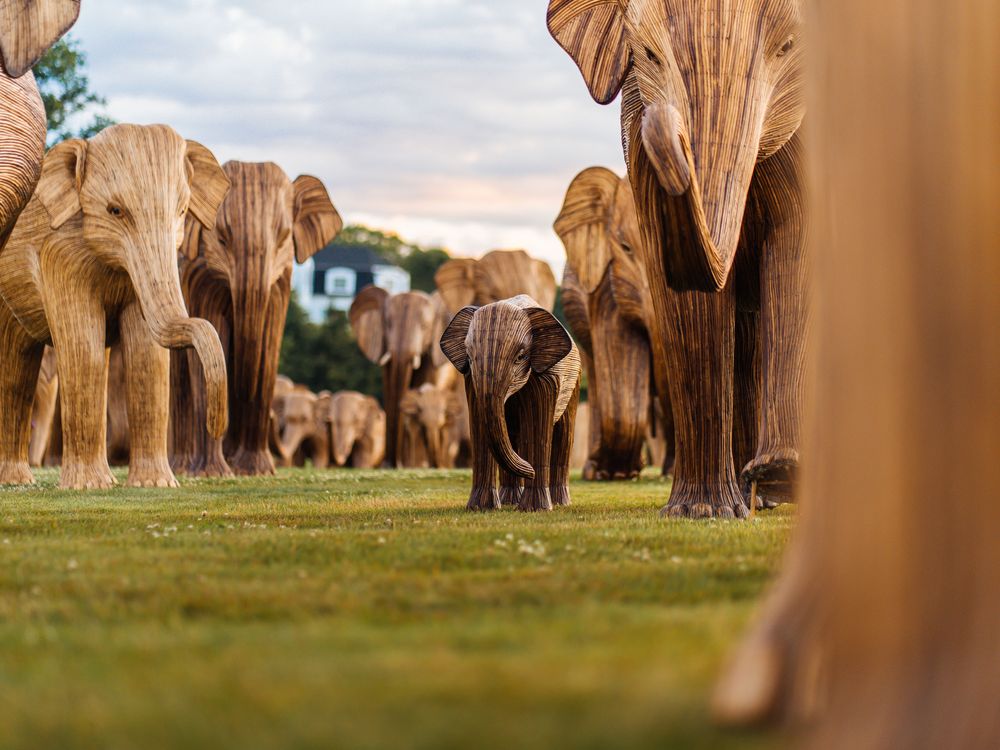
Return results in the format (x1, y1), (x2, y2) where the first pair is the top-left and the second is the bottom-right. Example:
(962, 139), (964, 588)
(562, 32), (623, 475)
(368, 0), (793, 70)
(275, 386), (321, 465)
(434, 249), (558, 315)
(440, 296), (573, 479)
(326, 391), (385, 468)
(548, 0), (805, 292)
(350, 287), (447, 467)
(556, 166), (654, 478)
(181, 162), (342, 461)
(0, 0), (81, 78)
(400, 383), (465, 469)
(34, 124), (231, 437)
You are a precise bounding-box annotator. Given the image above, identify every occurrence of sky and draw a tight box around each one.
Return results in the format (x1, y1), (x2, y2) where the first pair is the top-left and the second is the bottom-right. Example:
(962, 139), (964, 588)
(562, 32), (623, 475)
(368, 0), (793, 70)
(71, 0), (626, 274)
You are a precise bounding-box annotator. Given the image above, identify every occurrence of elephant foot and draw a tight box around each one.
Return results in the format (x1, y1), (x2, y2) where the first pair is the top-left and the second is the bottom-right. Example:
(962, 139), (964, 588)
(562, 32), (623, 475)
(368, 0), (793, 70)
(661, 478), (749, 520)
(740, 449), (799, 506)
(467, 486), (501, 512)
(227, 448), (275, 477)
(60, 461), (116, 490)
(0, 461), (34, 486)
(518, 486), (553, 513)
(126, 458), (179, 489)
(550, 484), (572, 507)
(499, 485), (522, 508)
(582, 460), (598, 481)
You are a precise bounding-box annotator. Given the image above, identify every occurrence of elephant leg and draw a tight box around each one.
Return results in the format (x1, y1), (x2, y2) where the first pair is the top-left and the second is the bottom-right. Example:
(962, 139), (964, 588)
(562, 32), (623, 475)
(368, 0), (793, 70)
(312, 431), (330, 469)
(580, 350), (601, 481)
(733, 309), (767, 509)
(183, 284), (232, 478)
(168, 348), (194, 474)
(550, 377), (581, 507)
(741, 138), (807, 505)
(48, 295), (115, 490)
(120, 302), (178, 488)
(0, 306), (42, 485)
(465, 376), (499, 511)
(514, 376), (558, 513)
(659, 284), (748, 519)
(498, 399), (522, 507)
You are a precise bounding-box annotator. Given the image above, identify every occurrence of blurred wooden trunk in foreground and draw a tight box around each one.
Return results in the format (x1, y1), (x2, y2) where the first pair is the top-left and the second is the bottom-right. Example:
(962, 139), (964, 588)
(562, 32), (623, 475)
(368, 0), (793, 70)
(713, 0), (1000, 746)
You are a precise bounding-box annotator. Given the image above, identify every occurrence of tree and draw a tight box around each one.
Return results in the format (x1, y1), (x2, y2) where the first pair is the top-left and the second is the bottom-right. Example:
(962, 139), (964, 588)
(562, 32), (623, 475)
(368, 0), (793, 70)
(33, 37), (114, 145)
(337, 224), (450, 293)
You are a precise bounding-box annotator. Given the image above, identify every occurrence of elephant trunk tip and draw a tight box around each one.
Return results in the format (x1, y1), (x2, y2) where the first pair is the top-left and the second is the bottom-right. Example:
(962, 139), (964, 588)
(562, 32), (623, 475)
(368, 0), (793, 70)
(642, 102), (692, 197)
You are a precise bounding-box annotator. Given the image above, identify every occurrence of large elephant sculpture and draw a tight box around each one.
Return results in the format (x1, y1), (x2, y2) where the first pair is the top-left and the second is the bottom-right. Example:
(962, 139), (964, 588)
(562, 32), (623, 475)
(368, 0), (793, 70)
(549, 0), (807, 517)
(556, 166), (675, 480)
(435, 249), (558, 316)
(400, 383), (469, 469)
(273, 386), (331, 469)
(325, 391), (385, 469)
(0, 124), (230, 489)
(0, 1), (81, 243)
(441, 295), (581, 512)
(171, 161), (342, 477)
(349, 287), (449, 468)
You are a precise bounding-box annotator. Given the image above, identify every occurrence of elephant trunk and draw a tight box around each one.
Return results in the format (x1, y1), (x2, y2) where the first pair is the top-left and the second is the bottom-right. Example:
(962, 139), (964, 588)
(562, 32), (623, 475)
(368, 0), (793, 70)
(229, 282), (274, 448)
(383, 359), (415, 467)
(128, 245), (228, 438)
(640, 93), (763, 293)
(278, 424), (309, 465)
(482, 394), (534, 480)
(424, 421), (446, 469)
(331, 425), (355, 467)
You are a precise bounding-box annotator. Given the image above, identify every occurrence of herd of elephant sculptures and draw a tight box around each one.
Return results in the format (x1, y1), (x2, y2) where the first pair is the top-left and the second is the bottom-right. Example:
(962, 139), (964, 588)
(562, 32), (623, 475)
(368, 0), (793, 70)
(0, 0), (997, 746)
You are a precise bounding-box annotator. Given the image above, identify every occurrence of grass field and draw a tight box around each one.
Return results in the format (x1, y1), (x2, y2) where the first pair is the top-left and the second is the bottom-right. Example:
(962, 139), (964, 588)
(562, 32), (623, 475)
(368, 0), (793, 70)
(0, 468), (792, 750)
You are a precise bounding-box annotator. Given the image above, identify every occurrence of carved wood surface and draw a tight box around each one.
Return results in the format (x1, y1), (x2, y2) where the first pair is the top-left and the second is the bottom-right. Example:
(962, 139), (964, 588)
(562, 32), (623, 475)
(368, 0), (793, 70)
(170, 161), (342, 477)
(548, 0), (807, 517)
(325, 391), (386, 469)
(435, 249), (557, 316)
(441, 296), (581, 512)
(28, 345), (58, 466)
(0, 124), (230, 489)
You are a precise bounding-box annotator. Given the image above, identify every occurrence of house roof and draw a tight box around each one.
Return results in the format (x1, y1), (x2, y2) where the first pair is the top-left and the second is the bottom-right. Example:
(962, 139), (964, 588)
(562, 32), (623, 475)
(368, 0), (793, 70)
(312, 243), (392, 272)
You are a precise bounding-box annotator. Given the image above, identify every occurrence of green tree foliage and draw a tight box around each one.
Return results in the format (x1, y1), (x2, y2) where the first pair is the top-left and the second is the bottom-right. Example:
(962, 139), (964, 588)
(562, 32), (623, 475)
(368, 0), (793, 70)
(279, 293), (383, 401)
(337, 225), (449, 293)
(33, 37), (115, 145)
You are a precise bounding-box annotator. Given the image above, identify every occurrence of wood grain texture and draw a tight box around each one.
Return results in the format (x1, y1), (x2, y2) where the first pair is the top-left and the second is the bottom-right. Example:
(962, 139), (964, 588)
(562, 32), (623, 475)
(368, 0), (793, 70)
(27, 345), (58, 466)
(0, 0), (80, 78)
(556, 167), (670, 480)
(171, 161), (341, 477)
(326, 391), (385, 469)
(441, 296), (581, 512)
(435, 249), (557, 316)
(105, 342), (129, 466)
(549, 0), (807, 517)
(713, 1), (1000, 743)
(272, 384), (329, 469)
(0, 124), (230, 489)
(349, 287), (448, 468)
(401, 382), (469, 469)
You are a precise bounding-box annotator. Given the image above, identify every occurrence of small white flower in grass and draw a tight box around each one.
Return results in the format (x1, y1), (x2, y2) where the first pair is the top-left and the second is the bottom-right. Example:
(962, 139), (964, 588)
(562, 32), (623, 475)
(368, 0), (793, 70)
(2, 539), (9, 545)
(505, 533), (514, 541)
(67, 559), (78, 570)
(377, 536), (386, 545)
(670, 556), (683, 564)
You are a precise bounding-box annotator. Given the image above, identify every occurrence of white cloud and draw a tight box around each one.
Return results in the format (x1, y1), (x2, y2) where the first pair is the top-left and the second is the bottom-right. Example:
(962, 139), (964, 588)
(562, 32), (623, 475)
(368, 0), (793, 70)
(71, 0), (626, 274)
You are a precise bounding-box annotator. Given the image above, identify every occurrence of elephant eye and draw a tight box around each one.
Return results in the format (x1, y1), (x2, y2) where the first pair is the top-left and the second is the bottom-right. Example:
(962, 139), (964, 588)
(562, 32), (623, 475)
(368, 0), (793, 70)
(777, 36), (795, 57)
(620, 241), (634, 255)
(517, 348), (528, 362)
(107, 204), (123, 218)
(644, 47), (662, 66)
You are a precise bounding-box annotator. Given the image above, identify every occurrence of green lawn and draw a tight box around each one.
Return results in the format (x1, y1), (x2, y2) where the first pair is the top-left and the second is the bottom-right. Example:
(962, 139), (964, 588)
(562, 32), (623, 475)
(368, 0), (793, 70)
(0, 468), (792, 750)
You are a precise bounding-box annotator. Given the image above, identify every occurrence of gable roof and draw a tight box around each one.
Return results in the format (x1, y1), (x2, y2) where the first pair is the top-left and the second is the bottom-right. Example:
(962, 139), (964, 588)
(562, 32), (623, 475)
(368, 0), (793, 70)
(312, 243), (392, 272)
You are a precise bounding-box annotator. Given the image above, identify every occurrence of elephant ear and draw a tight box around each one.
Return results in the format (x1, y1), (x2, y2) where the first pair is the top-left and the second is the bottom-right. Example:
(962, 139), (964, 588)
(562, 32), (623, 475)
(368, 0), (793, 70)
(185, 140), (230, 231)
(547, 0), (631, 105)
(435, 258), (477, 314)
(180, 215), (204, 262)
(526, 307), (573, 374)
(293, 175), (343, 264)
(440, 306), (477, 374)
(35, 138), (86, 229)
(554, 167), (619, 293)
(0, 0), (80, 78)
(349, 285), (389, 364)
(560, 267), (593, 356)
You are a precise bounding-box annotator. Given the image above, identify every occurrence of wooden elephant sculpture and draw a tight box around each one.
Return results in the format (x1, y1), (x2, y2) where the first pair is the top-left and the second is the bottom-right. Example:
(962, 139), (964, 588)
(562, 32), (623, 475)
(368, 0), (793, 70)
(0, 1), (81, 246)
(325, 391), (385, 469)
(549, 0), (807, 517)
(273, 386), (330, 469)
(400, 383), (469, 469)
(28, 346), (59, 467)
(441, 295), (581, 512)
(434, 249), (558, 316)
(171, 161), (342, 477)
(715, 2), (1000, 745)
(0, 124), (231, 489)
(106, 342), (130, 465)
(556, 167), (675, 480)
(349, 287), (449, 468)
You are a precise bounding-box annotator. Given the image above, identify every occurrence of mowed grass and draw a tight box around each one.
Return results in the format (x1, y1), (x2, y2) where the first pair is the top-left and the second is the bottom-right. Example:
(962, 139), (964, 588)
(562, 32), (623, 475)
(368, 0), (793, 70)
(0, 468), (792, 750)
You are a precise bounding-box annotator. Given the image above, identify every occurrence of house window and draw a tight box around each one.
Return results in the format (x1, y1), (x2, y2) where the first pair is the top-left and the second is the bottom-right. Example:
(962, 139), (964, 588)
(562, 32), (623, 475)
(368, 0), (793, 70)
(325, 268), (356, 297)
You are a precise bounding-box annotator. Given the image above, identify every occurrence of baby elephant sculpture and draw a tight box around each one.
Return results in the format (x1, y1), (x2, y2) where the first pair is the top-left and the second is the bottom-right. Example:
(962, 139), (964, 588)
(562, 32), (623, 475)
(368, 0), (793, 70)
(0, 124), (230, 489)
(441, 295), (581, 512)
(326, 391), (386, 469)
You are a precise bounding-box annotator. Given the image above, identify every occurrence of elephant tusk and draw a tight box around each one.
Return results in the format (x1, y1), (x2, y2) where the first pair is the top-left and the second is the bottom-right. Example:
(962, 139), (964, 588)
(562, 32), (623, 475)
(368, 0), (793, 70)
(413, 355), (422, 371)
(379, 352), (392, 367)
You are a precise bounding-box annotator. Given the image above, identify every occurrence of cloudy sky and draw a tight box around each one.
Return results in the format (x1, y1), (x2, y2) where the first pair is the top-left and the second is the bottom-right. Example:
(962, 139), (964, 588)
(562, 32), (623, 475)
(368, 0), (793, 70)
(71, 0), (625, 273)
